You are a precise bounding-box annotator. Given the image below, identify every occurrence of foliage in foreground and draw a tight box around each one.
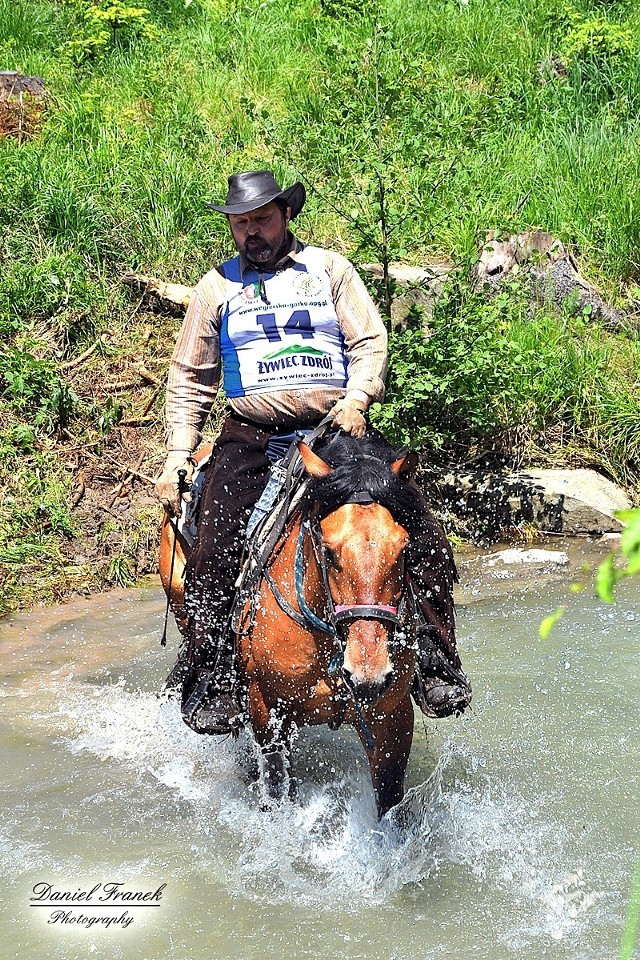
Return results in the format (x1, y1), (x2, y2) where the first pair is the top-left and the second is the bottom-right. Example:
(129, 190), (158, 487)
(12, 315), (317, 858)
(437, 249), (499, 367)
(538, 505), (640, 642)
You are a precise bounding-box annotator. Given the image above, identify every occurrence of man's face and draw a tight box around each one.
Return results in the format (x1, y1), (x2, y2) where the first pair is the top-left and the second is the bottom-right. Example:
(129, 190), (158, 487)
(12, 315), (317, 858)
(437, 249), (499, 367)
(228, 201), (290, 265)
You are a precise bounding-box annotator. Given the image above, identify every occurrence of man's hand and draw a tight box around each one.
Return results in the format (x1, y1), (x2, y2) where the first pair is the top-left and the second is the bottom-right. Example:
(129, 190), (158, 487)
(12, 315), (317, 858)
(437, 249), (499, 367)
(155, 452), (195, 517)
(329, 398), (367, 438)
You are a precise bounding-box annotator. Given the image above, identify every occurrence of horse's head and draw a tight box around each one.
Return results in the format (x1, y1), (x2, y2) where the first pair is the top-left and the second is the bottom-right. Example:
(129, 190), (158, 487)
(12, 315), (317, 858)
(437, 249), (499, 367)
(299, 437), (418, 707)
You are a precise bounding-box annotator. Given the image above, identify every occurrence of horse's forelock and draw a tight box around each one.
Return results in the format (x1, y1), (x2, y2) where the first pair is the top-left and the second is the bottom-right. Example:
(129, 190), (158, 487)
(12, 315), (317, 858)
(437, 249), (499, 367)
(314, 428), (400, 468)
(304, 430), (421, 532)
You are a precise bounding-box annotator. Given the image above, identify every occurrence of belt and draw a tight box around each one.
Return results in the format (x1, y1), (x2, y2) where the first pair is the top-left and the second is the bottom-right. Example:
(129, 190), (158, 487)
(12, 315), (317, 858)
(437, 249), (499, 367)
(227, 410), (324, 437)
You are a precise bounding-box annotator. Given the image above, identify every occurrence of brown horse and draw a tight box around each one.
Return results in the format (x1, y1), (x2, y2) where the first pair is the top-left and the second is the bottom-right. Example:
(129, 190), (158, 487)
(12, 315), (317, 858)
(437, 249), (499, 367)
(161, 431), (423, 818)
(237, 437), (420, 818)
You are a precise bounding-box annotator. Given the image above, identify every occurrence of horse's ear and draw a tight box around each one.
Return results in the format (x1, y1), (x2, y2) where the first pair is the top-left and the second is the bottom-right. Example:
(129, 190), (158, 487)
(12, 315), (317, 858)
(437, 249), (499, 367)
(298, 442), (333, 478)
(390, 451), (419, 476)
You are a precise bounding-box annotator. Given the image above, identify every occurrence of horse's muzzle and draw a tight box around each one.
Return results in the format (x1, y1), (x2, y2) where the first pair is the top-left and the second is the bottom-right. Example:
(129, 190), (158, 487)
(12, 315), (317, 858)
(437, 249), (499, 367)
(341, 667), (394, 706)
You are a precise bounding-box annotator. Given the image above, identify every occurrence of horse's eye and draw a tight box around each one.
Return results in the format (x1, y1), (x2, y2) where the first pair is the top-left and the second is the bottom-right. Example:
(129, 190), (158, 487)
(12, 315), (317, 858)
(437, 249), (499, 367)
(323, 545), (335, 565)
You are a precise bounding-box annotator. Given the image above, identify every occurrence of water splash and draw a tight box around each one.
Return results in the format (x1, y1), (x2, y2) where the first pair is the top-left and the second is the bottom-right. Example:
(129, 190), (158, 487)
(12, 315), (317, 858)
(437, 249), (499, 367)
(27, 673), (601, 951)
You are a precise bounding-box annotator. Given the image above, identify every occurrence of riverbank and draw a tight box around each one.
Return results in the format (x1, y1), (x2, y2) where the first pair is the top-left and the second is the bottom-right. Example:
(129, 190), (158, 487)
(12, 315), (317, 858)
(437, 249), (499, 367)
(1, 533), (618, 635)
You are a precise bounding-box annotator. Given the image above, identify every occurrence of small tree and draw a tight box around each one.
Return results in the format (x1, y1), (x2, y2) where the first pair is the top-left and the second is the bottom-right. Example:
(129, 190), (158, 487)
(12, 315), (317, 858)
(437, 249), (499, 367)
(62, 0), (158, 63)
(257, 16), (468, 326)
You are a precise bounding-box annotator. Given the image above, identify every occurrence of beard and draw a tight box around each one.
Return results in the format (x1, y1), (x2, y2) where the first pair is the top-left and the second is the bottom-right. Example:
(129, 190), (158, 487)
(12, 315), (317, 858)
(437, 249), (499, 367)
(242, 236), (274, 262)
(240, 226), (291, 267)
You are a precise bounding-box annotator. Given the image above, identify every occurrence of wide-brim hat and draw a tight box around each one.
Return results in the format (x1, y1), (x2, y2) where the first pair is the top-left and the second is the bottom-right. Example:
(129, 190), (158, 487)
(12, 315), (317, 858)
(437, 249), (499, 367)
(205, 170), (306, 219)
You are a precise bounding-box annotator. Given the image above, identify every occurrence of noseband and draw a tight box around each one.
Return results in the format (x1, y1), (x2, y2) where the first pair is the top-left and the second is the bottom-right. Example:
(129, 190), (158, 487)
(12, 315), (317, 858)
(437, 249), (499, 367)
(334, 604), (401, 627)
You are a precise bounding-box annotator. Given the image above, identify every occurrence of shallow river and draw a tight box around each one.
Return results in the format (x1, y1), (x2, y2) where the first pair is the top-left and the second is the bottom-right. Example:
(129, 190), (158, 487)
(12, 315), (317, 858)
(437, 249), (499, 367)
(1, 552), (638, 960)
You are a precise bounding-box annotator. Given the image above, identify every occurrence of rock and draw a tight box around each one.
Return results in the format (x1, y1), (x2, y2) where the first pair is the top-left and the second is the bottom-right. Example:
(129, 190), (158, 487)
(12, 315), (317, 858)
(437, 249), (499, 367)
(485, 548), (569, 566)
(437, 466), (632, 539)
(361, 260), (455, 332)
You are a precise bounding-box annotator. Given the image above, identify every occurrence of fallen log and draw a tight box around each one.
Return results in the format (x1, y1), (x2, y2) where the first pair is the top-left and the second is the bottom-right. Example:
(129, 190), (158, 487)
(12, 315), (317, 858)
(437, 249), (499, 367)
(122, 273), (192, 315)
(472, 230), (632, 331)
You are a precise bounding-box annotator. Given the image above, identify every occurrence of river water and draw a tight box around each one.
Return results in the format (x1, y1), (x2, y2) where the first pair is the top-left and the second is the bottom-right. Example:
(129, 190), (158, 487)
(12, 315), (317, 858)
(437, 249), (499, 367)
(1, 549), (638, 960)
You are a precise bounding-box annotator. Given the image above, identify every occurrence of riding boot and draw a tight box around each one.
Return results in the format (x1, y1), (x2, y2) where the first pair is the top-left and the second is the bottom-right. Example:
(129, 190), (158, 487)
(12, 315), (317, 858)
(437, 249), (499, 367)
(180, 635), (244, 736)
(406, 484), (472, 718)
(184, 691), (242, 736)
(411, 623), (472, 718)
(177, 415), (271, 735)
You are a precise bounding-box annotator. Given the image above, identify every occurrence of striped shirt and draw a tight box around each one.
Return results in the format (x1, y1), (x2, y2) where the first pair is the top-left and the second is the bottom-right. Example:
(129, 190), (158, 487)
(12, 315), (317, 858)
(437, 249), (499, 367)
(165, 236), (387, 452)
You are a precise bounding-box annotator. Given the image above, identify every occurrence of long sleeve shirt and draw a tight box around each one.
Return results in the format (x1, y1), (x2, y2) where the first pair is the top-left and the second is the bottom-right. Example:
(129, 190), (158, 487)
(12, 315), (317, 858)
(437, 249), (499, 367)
(165, 235), (387, 452)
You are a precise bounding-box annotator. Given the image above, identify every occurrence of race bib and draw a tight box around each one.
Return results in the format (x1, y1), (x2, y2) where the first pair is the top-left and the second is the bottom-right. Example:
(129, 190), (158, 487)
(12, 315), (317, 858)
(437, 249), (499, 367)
(219, 248), (348, 397)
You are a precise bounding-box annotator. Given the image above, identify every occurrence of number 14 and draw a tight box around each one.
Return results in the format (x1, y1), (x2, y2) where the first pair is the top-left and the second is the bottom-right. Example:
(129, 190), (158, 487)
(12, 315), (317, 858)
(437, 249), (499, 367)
(256, 309), (313, 342)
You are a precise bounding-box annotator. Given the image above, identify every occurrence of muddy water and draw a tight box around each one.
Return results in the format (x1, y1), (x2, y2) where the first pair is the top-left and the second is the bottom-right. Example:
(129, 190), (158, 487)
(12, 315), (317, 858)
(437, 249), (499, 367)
(1, 550), (638, 960)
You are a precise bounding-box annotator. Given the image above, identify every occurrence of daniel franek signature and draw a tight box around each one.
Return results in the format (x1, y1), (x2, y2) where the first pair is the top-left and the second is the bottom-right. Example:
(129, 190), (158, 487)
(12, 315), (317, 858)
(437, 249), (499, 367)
(29, 881), (167, 930)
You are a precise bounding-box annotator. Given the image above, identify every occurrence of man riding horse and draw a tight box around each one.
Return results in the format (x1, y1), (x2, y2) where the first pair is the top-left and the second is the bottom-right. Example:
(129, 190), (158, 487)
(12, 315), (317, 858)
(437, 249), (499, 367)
(155, 170), (472, 735)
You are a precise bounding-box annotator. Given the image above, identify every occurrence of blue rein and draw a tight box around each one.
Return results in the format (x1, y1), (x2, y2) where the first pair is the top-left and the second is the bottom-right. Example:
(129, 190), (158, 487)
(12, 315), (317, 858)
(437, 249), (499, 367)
(294, 520), (336, 637)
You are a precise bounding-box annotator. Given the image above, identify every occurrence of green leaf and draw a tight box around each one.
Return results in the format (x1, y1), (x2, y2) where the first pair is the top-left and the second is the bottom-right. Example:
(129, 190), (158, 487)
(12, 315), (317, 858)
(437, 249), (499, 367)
(539, 606), (566, 640)
(620, 857), (640, 960)
(618, 509), (640, 558)
(595, 552), (616, 603)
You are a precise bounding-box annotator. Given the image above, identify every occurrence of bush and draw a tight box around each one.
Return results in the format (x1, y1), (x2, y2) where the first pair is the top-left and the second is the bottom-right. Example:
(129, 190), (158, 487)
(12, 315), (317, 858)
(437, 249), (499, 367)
(371, 276), (640, 482)
(0, 347), (79, 431)
(61, 0), (159, 63)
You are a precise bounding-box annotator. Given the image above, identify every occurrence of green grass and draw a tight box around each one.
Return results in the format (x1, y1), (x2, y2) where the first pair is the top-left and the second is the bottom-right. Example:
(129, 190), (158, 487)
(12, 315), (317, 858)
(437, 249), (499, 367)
(1, 0), (639, 609)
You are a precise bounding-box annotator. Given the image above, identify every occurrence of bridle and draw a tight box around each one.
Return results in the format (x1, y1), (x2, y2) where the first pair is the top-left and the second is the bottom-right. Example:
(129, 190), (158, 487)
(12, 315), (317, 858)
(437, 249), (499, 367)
(252, 476), (418, 751)
(305, 508), (407, 632)
(263, 499), (414, 672)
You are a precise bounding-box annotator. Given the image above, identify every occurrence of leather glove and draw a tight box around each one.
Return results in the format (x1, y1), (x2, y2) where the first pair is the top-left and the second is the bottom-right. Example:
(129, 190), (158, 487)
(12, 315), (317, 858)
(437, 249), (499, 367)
(155, 452), (195, 517)
(328, 398), (367, 438)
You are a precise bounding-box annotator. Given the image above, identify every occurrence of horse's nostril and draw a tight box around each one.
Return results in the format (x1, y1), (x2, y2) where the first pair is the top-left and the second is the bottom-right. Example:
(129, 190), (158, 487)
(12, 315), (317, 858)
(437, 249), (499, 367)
(344, 672), (394, 706)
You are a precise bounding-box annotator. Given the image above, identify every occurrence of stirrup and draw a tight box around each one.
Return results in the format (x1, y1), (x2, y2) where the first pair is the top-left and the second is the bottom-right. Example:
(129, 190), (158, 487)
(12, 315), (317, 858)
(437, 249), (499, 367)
(182, 669), (216, 724)
(412, 672), (472, 719)
(181, 671), (244, 736)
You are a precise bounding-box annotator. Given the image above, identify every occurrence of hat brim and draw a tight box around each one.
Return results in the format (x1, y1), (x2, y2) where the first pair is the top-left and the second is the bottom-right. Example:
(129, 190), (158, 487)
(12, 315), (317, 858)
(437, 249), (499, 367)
(205, 182), (306, 219)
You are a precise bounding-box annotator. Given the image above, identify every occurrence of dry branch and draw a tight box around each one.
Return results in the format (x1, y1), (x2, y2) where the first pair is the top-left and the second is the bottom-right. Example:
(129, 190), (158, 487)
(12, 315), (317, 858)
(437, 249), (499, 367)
(122, 273), (193, 314)
(71, 482), (85, 509)
(60, 335), (107, 371)
(108, 452), (146, 506)
(138, 365), (160, 386)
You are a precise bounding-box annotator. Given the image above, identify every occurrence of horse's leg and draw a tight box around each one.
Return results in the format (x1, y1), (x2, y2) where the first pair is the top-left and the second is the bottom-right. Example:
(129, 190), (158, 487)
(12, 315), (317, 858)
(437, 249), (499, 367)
(358, 696), (414, 819)
(247, 680), (295, 805)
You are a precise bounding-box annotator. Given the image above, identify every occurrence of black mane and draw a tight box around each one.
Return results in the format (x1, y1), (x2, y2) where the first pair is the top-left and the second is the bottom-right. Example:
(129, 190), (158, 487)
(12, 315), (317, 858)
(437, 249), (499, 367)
(303, 428), (424, 534)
